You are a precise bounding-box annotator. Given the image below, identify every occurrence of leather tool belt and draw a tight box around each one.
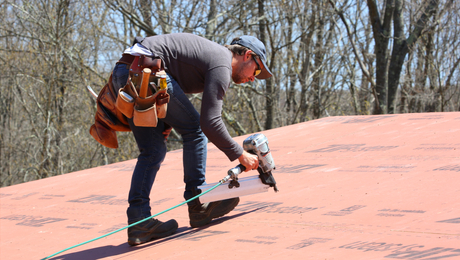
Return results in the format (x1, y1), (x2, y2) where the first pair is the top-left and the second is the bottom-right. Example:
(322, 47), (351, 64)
(89, 54), (170, 149)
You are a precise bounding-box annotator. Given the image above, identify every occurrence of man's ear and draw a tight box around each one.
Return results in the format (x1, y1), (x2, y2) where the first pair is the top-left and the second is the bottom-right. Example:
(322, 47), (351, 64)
(243, 50), (252, 61)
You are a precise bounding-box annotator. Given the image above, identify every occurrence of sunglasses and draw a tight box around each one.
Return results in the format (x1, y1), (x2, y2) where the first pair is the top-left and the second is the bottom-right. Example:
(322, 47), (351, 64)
(252, 56), (262, 77)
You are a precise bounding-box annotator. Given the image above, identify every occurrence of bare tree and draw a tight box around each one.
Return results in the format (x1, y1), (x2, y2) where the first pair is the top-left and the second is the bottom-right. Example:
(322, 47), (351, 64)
(1, 0), (459, 187)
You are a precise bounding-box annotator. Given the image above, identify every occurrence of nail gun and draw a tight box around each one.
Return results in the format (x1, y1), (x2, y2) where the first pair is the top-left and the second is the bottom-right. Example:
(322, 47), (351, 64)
(227, 133), (278, 192)
(198, 133), (278, 203)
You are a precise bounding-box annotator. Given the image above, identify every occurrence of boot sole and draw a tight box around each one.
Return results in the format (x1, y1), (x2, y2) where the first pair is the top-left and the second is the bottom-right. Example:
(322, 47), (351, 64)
(128, 222), (178, 246)
(190, 198), (240, 228)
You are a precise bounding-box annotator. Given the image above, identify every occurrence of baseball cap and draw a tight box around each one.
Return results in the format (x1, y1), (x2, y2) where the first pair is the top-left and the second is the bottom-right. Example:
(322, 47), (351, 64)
(230, 35), (273, 79)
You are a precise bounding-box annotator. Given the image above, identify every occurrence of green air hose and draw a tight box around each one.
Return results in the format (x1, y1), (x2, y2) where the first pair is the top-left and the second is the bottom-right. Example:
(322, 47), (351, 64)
(41, 180), (225, 260)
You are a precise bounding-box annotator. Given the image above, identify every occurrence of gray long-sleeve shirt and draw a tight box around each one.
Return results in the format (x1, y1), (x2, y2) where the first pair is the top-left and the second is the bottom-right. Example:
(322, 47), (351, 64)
(138, 33), (243, 161)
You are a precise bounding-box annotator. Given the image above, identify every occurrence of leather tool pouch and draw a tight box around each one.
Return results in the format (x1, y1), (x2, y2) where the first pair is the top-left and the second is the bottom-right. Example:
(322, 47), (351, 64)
(116, 80), (137, 118)
(156, 89), (169, 119)
(133, 94), (158, 127)
(119, 80), (170, 127)
(90, 74), (131, 149)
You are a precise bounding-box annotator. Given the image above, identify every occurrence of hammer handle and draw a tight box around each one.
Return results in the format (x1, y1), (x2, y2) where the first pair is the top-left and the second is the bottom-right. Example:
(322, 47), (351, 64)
(139, 68), (151, 98)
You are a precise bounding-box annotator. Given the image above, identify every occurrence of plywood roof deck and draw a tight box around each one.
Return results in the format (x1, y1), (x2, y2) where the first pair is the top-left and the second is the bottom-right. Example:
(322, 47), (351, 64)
(1, 112), (460, 260)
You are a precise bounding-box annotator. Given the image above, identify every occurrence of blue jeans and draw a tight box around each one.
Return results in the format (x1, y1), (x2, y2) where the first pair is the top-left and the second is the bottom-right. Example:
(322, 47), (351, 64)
(112, 63), (207, 223)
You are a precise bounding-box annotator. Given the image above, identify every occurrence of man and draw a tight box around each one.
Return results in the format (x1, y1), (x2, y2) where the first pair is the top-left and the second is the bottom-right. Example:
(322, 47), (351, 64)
(111, 33), (273, 246)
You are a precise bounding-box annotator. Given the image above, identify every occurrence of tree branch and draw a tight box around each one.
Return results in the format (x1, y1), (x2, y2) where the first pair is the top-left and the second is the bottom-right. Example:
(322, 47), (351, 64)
(329, 0), (379, 108)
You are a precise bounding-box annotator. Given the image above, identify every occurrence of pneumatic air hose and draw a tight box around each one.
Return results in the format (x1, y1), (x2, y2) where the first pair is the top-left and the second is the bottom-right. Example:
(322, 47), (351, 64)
(41, 180), (225, 260)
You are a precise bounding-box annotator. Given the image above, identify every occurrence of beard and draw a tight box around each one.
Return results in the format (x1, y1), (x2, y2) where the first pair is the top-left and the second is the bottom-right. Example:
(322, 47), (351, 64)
(231, 60), (252, 84)
(232, 74), (245, 84)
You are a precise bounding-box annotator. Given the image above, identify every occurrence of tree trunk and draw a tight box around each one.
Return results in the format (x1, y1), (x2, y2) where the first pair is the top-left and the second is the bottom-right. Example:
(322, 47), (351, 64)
(312, 2), (324, 119)
(205, 0), (217, 39)
(387, 0), (439, 113)
(295, 4), (315, 123)
(367, 0), (394, 114)
(258, 0), (275, 130)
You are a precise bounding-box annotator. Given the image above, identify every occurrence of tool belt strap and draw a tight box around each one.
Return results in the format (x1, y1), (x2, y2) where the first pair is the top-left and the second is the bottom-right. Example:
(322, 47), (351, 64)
(117, 54), (136, 65)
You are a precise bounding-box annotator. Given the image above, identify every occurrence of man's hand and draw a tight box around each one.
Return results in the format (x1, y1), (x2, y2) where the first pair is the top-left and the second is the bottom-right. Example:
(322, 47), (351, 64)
(238, 150), (259, 172)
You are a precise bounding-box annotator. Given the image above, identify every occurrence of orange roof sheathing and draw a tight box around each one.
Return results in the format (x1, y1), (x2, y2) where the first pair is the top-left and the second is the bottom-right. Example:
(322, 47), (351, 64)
(1, 112), (460, 259)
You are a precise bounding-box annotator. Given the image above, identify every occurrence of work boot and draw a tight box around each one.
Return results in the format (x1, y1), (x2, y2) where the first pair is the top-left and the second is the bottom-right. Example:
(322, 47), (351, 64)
(188, 197), (240, 228)
(127, 218), (178, 246)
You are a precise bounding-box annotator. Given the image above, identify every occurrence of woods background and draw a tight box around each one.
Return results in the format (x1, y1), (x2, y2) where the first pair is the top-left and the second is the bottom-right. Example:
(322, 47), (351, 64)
(1, 0), (459, 187)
